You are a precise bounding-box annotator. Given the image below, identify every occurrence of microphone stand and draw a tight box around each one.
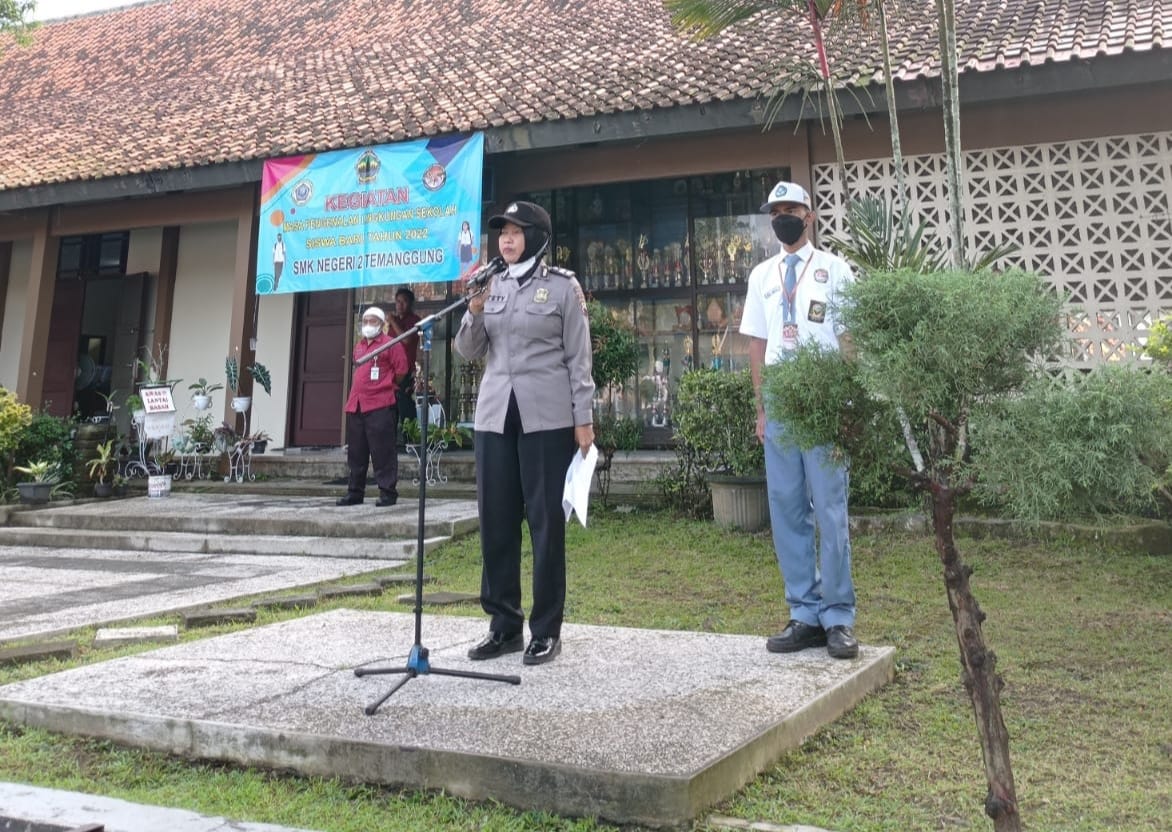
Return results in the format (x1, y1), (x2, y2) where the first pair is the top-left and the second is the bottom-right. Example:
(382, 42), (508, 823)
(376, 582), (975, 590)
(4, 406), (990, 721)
(355, 280), (520, 716)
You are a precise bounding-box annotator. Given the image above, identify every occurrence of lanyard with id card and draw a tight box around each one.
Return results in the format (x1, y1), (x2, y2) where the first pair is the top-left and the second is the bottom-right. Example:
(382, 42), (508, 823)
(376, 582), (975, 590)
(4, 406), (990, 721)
(780, 255), (812, 351)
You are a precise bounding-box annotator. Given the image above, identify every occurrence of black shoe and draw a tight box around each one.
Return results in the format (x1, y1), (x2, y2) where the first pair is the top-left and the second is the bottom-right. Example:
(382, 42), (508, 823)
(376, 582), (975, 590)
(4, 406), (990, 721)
(766, 620), (827, 653)
(376, 491), (397, 507)
(826, 625), (859, 659)
(467, 631), (523, 660)
(522, 636), (561, 666)
(335, 493), (364, 506)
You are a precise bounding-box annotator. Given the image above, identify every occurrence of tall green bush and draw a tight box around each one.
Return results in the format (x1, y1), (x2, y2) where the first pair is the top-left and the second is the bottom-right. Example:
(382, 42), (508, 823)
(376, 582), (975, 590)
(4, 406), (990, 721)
(11, 412), (78, 495)
(972, 367), (1172, 520)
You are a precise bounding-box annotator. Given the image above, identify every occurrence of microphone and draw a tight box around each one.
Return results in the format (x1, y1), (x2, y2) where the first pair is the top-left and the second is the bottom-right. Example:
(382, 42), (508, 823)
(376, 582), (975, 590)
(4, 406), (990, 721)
(466, 256), (508, 290)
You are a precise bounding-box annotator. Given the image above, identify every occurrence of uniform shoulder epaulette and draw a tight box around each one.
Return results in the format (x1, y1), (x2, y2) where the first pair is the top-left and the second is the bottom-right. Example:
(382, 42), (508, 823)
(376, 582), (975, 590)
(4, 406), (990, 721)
(546, 265), (576, 279)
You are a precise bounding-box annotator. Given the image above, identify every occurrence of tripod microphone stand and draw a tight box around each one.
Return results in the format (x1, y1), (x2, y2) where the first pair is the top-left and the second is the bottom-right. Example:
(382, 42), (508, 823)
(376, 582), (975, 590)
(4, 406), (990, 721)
(354, 281), (520, 716)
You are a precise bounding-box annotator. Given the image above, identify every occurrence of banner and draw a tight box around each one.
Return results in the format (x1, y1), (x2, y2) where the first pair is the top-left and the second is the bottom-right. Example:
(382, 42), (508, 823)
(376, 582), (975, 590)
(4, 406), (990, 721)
(256, 134), (483, 294)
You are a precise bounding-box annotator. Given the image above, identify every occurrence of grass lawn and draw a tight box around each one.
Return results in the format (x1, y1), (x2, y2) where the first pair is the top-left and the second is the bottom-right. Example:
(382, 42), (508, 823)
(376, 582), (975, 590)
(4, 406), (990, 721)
(1, 508), (1170, 831)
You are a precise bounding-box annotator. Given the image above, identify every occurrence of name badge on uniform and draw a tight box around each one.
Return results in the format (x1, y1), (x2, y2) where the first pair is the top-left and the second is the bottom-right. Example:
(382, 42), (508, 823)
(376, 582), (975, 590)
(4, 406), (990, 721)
(814, 268), (829, 283)
(370, 365), (380, 381)
(808, 301), (827, 324)
(534, 288), (549, 303)
(782, 323), (799, 350)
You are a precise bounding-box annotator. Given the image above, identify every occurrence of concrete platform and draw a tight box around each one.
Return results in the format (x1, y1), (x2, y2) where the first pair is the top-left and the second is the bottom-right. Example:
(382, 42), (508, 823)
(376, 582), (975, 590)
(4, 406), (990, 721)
(0, 610), (894, 827)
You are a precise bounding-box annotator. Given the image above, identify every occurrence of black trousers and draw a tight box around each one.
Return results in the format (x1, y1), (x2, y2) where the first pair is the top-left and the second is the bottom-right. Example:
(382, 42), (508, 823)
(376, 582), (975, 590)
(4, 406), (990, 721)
(345, 404), (399, 498)
(474, 394), (575, 640)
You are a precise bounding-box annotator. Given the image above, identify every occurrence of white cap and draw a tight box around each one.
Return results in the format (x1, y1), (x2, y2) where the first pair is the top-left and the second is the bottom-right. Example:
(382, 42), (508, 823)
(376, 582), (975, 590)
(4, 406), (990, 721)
(760, 181), (812, 211)
(362, 306), (386, 323)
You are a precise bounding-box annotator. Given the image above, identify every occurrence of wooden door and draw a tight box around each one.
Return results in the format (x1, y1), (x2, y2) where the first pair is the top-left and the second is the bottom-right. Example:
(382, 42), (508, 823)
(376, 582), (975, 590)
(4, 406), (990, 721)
(289, 289), (348, 446)
(40, 277), (86, 417)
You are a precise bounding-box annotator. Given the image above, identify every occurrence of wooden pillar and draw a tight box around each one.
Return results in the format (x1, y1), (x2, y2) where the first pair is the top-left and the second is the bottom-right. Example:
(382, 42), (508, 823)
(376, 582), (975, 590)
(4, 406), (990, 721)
(150, 226), (181, 378)
(16, 217), (59, 407)
(0, 241), (11, 349)
(224, 187), (260, 426)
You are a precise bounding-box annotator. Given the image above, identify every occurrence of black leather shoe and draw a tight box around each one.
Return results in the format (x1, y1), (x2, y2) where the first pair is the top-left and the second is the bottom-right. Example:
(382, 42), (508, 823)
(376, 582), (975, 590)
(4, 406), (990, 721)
(335, 493), (364, 506)
(826, 625), (859, 659)
(766, 620), (827, 653)
(467, 631), (523, 660)
(376, 491), (397, 507)
(522, 636), (561, 665)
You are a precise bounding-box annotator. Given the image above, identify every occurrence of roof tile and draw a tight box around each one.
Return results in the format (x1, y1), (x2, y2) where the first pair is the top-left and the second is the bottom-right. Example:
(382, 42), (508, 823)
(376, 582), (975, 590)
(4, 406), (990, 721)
(0, 0), (1166, 192)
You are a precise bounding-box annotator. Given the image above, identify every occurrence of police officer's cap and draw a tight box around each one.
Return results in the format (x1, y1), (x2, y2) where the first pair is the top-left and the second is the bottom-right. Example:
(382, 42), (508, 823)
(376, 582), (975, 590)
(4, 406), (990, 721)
(488, 201), (552, 236)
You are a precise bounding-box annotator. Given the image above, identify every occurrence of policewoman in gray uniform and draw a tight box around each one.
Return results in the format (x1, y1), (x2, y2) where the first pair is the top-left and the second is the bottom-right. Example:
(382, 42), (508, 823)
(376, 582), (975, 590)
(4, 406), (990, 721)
(454, 201), (595, 666)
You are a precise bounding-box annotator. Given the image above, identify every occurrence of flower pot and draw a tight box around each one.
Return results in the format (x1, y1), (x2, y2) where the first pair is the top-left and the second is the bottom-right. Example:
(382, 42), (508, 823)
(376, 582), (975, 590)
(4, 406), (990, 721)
(17, 482), (52, 505)
(192, 394), (211, 411)
(708, 473), (769, 533)
(252, 440), (267, 454)
(112, 483), (128, 497)
(93, 482), (113, 498)
(231, 396), (252, 413)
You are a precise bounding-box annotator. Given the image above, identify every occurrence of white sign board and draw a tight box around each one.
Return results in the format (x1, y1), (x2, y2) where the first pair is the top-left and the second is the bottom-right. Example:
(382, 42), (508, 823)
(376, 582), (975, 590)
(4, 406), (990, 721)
(143, 412), (177, 440)
(140, 386), (175, 414)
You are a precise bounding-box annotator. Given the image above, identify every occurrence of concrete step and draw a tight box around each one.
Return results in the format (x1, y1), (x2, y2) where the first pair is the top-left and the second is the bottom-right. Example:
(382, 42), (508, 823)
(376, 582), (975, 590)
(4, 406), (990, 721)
(5, 494), (480, 541)
(0, 526), (451, 558)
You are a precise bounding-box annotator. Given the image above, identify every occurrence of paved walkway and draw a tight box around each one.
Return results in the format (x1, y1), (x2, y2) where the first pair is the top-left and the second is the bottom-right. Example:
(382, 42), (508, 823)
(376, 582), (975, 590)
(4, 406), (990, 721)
(0, 781), (321, 832)
(0, 493), (480, 643)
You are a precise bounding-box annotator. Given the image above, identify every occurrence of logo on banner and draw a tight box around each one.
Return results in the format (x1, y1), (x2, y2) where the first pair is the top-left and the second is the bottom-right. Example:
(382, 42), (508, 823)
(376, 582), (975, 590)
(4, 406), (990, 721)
(291, 179), (313, 206)
(356, 150), (381, 183)
(422, 163), (447, 191)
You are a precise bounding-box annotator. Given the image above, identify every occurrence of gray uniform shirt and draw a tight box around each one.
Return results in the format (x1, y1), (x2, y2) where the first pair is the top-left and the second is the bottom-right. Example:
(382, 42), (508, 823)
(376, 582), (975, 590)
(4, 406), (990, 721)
(454, 263), (595, 433)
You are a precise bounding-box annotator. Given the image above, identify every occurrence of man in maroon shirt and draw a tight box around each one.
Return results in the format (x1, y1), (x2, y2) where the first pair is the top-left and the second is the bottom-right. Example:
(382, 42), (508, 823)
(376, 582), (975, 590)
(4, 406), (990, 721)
(337, 306), (409, 507)
(388, 287), (422, 426)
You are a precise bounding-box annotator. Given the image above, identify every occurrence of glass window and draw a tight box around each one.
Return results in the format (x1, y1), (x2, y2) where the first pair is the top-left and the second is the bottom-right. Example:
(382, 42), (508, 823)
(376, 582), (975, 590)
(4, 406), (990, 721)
(473, 167), (787, 445)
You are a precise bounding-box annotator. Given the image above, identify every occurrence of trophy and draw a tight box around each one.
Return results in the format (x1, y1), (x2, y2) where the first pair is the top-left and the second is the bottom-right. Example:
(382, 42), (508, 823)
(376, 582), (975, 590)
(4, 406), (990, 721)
(636, 234), (651, 290)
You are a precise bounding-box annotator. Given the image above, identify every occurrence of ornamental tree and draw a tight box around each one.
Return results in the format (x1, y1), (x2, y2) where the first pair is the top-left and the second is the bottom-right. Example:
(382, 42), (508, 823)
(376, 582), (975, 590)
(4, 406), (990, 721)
(765, 267), (1066, 832)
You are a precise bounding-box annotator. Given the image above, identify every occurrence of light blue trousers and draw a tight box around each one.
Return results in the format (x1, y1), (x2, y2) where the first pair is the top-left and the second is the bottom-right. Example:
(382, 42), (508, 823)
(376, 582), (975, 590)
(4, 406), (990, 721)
(764, 419), (856, 629)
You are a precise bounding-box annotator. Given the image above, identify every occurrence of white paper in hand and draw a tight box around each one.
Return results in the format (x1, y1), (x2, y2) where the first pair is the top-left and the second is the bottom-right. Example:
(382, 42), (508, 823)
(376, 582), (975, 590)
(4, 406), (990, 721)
(562, 443), (598, 527)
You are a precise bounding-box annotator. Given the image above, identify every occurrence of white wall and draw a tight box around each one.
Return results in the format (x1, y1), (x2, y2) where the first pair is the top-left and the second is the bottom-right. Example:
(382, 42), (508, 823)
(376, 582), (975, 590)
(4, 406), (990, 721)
(168, 222), (236, 431)
(167, 221), (292, 448)
(252, 292), (294, 449)
(0, 242), (31, 392)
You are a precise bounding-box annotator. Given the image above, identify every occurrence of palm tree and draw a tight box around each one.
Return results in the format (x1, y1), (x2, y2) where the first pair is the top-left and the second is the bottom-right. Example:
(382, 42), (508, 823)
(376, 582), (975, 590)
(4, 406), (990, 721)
(936, 0), (966, 267)
(665, 0), (906, 214)
(0, 0), (36, 52)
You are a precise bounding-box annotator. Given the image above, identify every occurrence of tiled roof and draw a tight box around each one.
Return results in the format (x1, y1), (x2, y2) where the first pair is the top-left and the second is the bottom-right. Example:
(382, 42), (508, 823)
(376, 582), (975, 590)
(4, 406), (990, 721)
(0, 0), (1166, 193)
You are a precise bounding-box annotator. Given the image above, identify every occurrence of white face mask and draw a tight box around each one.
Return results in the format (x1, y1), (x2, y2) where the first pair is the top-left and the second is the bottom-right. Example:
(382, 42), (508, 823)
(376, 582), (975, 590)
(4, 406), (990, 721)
(361, 324), (382, 339)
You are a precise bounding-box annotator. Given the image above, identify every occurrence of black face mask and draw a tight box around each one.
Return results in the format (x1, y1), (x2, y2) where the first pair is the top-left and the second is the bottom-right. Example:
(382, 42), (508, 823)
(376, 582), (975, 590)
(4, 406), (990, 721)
(771, 213), (807, 246)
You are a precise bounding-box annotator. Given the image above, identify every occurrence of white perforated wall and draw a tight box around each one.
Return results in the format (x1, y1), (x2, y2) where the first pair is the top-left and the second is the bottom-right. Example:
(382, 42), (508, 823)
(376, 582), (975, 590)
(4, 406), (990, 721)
(813, 132), (1172, 367)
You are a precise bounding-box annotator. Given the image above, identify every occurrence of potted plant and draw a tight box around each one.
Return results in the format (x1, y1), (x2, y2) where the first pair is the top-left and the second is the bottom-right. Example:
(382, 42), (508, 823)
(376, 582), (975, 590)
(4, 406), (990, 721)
(245, 430), (271, 454)
(673, 368), (768, 532)
(188, 378), (223, 411)
(13, 459), (60, 504)
(587, 300), (641, 506)
(86, 439), (116, 497)
(111, 473), (129, 497)
(125, 393), (145, 425)
(225, 355), (248, 412)
(248, 362), (272, 397)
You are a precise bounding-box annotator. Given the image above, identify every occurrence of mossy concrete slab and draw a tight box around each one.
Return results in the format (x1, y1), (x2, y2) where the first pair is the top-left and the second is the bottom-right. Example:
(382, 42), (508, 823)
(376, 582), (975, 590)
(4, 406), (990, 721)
(0, 610), (893, 827)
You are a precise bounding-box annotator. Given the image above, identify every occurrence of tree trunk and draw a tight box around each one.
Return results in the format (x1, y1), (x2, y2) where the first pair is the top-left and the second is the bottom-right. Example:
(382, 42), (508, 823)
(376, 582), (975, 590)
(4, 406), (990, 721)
(929, 477), (1022, 832)
(877, 1), (907, 216)
(935, 0), (966, 267)
(808, 0), (852, 213)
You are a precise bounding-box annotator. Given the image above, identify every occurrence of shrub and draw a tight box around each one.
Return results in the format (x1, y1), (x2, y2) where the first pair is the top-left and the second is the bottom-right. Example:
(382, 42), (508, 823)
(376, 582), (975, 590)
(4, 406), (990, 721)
(972, 366), (1172, 521)
(8, 411), (77, 494)
(673, 369), (762, 477)
(0, 387), (33, 474)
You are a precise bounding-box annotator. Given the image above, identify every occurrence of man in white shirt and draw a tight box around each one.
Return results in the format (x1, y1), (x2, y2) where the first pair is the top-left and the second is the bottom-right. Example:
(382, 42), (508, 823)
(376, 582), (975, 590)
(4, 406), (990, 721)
(739, 180), (859, 660)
